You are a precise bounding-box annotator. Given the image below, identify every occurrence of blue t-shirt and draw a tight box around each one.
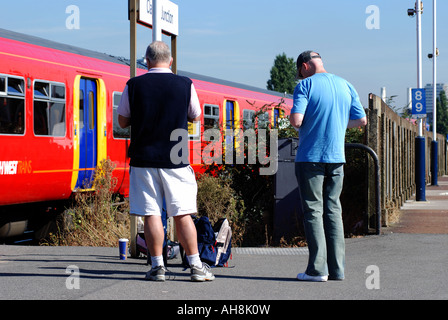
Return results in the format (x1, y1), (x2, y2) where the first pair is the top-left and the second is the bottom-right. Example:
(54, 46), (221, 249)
(291, 73), (366, 163)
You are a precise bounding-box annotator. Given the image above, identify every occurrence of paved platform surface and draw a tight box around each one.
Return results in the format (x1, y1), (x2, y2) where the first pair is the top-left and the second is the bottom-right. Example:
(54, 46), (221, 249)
(388, 176), (448, 234)
(1, 178), (448, 303)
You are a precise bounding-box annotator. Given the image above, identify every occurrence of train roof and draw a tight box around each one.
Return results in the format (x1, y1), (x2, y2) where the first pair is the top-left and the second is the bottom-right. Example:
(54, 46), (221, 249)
(0, 28), (291, 99)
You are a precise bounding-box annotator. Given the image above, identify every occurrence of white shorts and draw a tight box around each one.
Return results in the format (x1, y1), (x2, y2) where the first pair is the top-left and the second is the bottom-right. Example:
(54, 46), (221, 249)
(129, 166), (198, 218)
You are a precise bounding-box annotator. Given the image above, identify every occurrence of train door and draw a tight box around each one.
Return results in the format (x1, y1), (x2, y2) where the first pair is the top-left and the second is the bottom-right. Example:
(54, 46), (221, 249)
(273, 108), (280, 127)
(272, 107), (284, 127)
(75, 78), (97, 189)
(225, 100), (235, 146)
(223, 99), (240, 158)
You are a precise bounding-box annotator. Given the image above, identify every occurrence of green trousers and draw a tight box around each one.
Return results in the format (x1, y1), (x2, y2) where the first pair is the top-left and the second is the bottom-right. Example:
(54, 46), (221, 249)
(295, 162), (345, 280)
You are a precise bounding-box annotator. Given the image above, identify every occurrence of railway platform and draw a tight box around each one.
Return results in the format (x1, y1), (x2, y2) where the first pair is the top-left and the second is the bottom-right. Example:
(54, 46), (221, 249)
(0, 178), (447, 303)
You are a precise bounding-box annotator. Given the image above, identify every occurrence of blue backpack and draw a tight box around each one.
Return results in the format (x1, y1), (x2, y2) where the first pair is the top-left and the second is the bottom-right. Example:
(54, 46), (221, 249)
(181, 216), (232, 268)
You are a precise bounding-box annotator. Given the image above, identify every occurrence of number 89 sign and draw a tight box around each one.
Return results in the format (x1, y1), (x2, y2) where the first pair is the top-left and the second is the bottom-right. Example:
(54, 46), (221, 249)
(412, 88), (426, 118)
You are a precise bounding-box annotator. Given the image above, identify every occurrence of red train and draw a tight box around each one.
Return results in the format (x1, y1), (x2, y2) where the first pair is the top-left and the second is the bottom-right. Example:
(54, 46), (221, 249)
(0, 28), (292, 239)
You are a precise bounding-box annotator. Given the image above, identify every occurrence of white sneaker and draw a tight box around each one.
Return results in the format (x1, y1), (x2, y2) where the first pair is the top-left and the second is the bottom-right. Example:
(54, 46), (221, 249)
(145, 265), (166, 282)
(191, 263), (215, 282)
(297, 272), (328, 282)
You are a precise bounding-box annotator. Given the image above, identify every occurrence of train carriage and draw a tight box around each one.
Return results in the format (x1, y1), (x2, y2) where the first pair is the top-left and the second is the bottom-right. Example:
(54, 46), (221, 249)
(0, 28), (292, 238)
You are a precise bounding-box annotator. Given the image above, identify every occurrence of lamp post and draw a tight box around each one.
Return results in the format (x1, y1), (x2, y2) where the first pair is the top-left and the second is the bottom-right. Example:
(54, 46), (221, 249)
(409, 0), (426, 201)
(416, 0), (426, 200)
(430, 0), (438, 186)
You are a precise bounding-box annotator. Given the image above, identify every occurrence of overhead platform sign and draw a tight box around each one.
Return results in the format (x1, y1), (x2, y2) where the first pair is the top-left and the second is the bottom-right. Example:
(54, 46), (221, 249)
(138, 0), (179, 36)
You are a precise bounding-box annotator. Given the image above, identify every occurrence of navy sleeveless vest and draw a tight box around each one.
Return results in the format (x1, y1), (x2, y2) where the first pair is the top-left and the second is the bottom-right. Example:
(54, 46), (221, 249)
(126, 72), (192, 168)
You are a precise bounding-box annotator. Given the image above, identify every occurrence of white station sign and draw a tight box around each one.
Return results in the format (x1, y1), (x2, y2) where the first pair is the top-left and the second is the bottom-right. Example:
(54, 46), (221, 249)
(138, 0), (179, 36)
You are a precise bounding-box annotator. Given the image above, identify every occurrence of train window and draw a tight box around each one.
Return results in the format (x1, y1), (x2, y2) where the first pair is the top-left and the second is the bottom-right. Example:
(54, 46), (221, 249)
(33, 81), (66, 137)
(112, 92), (130, 139)
(79, 89), (84, 130)
(0, 77), (5, 94)
(257, 112), (270, 129)
(204, 104), (219, 131)
(0, 76), (25, 135)
(88, 91), (95, 130)
(34, 82), (49, 99)
(8, 78), (25, 96)
(243, 109), (255, 129)
(52, 85), (65, 99)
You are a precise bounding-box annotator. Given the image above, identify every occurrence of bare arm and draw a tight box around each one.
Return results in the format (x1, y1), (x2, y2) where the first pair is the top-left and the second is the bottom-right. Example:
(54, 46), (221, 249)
(188, 116), (201, 123)
(347, 116), (367, 129)
(289, 113), (304, 129)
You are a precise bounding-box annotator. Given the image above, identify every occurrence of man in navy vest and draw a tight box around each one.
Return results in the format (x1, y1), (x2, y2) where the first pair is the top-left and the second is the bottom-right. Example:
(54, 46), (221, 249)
(118, 41), (214, 282)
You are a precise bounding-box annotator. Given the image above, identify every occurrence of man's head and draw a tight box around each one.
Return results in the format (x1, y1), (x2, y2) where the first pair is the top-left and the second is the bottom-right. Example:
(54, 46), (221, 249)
(145, 41), (173, 69)
(296, 51), (324, 79)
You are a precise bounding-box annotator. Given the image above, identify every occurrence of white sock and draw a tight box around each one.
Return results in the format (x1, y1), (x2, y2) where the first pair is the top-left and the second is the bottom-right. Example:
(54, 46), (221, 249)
(187, 253), (202, 268)
(151, 255), (164, 268)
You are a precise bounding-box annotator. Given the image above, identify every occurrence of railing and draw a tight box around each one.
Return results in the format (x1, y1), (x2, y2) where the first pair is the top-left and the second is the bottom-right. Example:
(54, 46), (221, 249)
(366, 94), (447, 227)
(345, 143), (381, 235)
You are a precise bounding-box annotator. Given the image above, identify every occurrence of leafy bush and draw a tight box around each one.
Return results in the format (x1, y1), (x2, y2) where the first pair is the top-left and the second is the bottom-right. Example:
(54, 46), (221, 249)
(197, 100), (289, 246)
(341, 126), (368, 235)
(44, 159), (130, 246)
(196, 174), (246, 247)
(196, 102), (369, 247)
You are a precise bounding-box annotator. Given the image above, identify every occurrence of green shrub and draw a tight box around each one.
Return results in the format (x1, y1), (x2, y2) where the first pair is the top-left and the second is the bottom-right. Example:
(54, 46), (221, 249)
(44, 159), (130, 247)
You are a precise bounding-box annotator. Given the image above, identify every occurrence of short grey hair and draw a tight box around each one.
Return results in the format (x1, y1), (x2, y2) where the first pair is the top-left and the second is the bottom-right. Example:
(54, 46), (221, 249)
(145, 41), (172, 64)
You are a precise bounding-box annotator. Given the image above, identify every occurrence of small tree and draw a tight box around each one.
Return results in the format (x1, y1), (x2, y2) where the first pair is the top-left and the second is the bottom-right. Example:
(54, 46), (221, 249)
(436, 90), (448, 137)
(267, 53), (297, 95)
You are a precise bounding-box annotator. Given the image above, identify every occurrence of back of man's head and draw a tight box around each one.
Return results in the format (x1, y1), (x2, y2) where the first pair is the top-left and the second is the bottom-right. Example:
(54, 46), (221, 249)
(146, 41), (172, 64)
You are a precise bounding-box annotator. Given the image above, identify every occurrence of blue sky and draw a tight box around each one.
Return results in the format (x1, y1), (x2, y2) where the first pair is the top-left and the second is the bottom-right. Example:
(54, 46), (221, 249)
(1, 0), (447, 110)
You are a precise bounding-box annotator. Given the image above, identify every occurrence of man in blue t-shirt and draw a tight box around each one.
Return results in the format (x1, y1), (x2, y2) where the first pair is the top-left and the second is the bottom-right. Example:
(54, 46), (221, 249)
(290, 51), (367, 282)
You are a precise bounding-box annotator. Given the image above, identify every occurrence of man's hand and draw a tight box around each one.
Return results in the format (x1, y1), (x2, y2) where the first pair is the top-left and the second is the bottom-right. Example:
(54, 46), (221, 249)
(118, 115), (131, 128)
